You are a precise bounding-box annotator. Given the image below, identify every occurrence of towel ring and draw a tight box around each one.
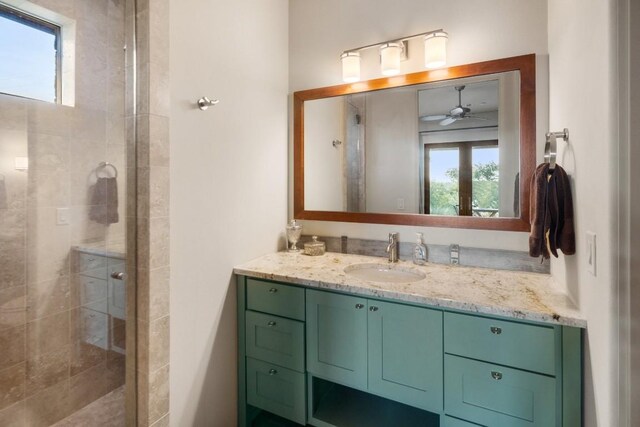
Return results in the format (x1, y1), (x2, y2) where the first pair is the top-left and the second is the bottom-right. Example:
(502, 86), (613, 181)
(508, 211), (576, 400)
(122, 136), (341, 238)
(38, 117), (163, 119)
(544, 128), (569, 170)
(97, 162), (118, 179)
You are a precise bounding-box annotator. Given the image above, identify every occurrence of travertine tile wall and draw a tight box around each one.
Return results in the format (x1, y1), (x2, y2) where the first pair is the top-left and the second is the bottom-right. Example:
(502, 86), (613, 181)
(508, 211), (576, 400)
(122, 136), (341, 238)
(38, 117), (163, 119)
(0, 0), (130, 425)
(134, 0), (171, 425)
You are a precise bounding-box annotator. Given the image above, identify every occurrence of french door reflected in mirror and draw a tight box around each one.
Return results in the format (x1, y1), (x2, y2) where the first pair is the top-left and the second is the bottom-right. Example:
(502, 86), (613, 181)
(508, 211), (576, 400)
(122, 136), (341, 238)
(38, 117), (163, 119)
(424, 140), (500, 217)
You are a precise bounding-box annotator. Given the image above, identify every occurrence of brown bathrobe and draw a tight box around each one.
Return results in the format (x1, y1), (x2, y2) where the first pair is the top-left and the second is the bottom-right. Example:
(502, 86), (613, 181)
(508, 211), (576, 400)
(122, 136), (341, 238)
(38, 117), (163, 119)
(529, 163), (575, 259)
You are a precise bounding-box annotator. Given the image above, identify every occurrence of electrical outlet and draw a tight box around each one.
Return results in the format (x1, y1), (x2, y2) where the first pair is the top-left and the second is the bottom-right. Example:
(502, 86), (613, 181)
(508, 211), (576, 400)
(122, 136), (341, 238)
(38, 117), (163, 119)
(586, 231), (596, 276)
(397, 198), (405, 210)
(56, 208), (70, 225)
(450, 244), (460, 265)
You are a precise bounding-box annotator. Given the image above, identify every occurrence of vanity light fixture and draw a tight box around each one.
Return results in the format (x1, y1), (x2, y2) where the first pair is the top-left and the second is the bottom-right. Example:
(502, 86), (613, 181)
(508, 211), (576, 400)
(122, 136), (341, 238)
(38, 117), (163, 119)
(380, 42), (403, 76)
(340, 52), (361, 83)
(340, 29), (448, 82)
(424, 32), (448, 68)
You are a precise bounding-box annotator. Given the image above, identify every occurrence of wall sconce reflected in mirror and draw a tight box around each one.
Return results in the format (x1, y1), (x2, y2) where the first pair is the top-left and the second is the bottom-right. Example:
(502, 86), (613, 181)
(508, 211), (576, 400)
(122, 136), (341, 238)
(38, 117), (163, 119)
(340, 29), (448, 83)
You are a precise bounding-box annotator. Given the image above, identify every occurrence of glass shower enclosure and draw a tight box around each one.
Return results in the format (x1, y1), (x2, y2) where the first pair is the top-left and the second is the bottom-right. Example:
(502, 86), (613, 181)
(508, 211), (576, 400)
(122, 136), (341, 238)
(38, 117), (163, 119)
(0, 0), (136, 425)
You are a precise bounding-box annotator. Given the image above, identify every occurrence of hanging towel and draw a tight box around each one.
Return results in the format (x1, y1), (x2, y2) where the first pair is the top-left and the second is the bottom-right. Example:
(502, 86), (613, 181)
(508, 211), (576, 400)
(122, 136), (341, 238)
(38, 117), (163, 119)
(529, 163), (575, 259)
(89, 177), (119, 225)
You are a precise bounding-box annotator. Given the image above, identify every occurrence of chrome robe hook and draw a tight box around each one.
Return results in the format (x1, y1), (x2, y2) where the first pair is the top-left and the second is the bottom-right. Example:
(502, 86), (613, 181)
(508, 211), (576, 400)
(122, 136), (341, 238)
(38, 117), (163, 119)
(197, 97), (219, 111)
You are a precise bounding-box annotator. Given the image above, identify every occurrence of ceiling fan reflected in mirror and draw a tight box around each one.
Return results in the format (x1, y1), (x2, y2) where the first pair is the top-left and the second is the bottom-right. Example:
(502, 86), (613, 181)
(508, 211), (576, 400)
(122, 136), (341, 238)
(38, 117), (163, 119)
(420, 85), (490, 126)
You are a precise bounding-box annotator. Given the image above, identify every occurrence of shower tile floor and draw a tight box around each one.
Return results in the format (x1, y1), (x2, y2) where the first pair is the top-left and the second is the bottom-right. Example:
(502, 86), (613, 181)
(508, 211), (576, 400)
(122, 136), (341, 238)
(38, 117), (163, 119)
(51, 386), (125, 427)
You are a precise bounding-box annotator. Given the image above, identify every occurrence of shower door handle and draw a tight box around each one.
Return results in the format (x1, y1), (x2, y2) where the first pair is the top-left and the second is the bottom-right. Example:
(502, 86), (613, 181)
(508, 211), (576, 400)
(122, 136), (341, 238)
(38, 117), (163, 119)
(111, 271), (125, 280)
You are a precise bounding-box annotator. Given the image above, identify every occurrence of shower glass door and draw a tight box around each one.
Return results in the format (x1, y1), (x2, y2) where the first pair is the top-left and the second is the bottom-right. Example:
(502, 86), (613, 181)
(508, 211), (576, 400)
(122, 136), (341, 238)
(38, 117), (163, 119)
(0, 0), (136, 425)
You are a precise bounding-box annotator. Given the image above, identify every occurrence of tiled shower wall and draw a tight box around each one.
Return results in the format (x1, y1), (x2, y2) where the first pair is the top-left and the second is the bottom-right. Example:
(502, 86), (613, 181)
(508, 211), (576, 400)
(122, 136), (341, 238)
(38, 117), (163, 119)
(0, 0), (130, 425)
(134, 0), (171, 425)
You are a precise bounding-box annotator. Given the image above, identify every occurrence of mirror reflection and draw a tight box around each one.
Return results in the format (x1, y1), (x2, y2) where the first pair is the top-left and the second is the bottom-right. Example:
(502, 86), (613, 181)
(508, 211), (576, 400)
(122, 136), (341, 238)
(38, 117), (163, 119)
(304, 71), (521, 218)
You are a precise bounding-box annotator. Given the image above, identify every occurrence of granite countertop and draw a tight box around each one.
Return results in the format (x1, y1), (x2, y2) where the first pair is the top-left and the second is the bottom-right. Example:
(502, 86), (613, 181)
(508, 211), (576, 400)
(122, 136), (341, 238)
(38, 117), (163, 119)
(234, 252), (586, 328)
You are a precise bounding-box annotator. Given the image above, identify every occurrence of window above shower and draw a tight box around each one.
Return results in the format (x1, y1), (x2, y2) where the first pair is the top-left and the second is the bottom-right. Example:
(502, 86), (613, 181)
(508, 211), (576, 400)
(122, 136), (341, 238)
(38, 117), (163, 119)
(0, 1), (76, 106)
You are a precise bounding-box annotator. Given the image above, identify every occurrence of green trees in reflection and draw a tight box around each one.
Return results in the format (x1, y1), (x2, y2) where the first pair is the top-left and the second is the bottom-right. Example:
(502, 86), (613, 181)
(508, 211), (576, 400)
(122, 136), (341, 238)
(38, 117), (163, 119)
(430, 161), (499, 216)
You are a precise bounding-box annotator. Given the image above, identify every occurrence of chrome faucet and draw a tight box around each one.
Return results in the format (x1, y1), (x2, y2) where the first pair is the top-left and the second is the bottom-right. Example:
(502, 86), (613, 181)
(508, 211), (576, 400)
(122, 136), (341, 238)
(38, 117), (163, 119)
(386, 233), (399, 263)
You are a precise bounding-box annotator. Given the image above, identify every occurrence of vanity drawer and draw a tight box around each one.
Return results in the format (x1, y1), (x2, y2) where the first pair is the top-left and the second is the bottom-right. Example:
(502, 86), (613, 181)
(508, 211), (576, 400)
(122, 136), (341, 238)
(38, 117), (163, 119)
(75, 252), (108, 273)
(75, 275), (108, 312)
(246, 311), (305, 372)
(246, 357), (306, 425)
(444, 312), (556, 375)
(246, 278), (305, 321)
(444, 355), (556, 427)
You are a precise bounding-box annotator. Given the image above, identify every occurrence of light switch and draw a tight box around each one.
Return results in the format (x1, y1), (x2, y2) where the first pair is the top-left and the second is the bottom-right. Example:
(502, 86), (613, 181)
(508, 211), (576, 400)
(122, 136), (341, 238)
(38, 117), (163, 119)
(14, 157), (28, 170)
(586, 231), (596, 276)
(56, 208), (70, 225)
(397, 198), (405, 210)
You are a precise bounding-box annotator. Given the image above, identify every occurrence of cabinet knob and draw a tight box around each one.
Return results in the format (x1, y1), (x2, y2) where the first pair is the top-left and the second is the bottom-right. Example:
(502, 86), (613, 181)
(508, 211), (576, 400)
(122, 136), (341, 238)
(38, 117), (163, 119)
(490, 326), (502, 335)
(268, 288), (278, 293)
(269, 369), (278, 375)
(369, 306), (379, 312)
(267, 321), (276, 327)
(355, 304), (364, 309)
(111, 271), (125, 280)
(491, 371), (503, 380)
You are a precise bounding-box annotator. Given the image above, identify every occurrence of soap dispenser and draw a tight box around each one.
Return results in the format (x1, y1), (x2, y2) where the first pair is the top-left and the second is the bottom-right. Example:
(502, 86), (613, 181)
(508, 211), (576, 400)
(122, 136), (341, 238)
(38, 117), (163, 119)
(413, 233), (428, 265)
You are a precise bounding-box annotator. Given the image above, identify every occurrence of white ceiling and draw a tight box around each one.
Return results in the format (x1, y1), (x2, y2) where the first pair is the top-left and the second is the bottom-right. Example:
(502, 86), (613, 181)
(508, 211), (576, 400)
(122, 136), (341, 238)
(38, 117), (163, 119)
(418, 79), (500, 116)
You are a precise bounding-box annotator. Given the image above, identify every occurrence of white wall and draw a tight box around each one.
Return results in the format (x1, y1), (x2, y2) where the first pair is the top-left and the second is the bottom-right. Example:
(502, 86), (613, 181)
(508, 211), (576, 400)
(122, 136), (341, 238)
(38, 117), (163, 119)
(304, 97), (344, 211)
(289, 0), (549, 250)
(169, 0), (289, 425)
(628, 1), (640, 422)
(497, 72), (520, 217)
(547, 1), (618, 426)
(365, 89), (419, 213)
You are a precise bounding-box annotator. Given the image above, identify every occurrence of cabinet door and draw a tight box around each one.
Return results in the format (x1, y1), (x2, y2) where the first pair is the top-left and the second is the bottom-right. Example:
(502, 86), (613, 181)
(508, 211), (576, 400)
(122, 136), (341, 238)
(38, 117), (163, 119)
(368, 300), (443, 413)
(306, 290), (368, 390)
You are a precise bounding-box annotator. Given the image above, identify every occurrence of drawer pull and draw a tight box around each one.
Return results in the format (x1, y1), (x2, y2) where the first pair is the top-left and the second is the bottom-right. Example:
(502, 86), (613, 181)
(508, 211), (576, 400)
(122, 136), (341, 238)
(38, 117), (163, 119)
(269, 369), (278, 375)
(267, 321), (277, 327)
(355, 303), (364, 309)
(490, 326), (502, 335)
(369, 306), (379, 312)
(491, 371), (503, 380)
(268, 288), (278, 293)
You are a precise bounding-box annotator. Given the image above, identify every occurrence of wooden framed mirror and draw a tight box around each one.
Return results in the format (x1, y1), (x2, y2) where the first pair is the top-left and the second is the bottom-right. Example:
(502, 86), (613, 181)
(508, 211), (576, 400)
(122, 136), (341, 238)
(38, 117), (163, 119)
(293, 54), (536, 231)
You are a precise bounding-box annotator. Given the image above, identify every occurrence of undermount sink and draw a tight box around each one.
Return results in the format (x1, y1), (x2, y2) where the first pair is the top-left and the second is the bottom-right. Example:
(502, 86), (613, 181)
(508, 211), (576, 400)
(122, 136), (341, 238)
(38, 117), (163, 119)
(344, 263), (426, 283)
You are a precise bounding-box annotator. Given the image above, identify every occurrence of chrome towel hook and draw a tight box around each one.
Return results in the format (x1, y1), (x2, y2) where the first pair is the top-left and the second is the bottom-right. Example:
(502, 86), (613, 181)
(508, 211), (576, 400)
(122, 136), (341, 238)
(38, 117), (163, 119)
(197, 97), (219, 111)
(544, 128), (569, 170)
(97, 161), (118, 179)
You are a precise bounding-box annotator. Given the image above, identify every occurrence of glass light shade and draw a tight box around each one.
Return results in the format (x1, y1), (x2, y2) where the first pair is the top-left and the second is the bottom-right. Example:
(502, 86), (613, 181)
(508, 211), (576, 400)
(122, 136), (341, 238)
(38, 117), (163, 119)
(341, 52), (361, 83)
(380, 42), (402, 76)
(424, 32), (448, 69)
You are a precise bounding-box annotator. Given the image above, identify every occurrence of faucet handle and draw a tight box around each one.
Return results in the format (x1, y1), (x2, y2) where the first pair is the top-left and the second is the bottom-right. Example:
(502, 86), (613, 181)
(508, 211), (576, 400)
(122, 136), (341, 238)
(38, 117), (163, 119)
(388, 232), (398, 242)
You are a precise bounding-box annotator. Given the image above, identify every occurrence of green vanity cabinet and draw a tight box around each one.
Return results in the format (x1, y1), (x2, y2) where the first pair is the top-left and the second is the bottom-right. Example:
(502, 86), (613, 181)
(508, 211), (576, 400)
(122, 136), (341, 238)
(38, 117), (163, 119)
(443, 312), (581, 427)
(239, 278), (308, 426)
(237, 275), (583, 427)
(306, 290), (443, 412)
